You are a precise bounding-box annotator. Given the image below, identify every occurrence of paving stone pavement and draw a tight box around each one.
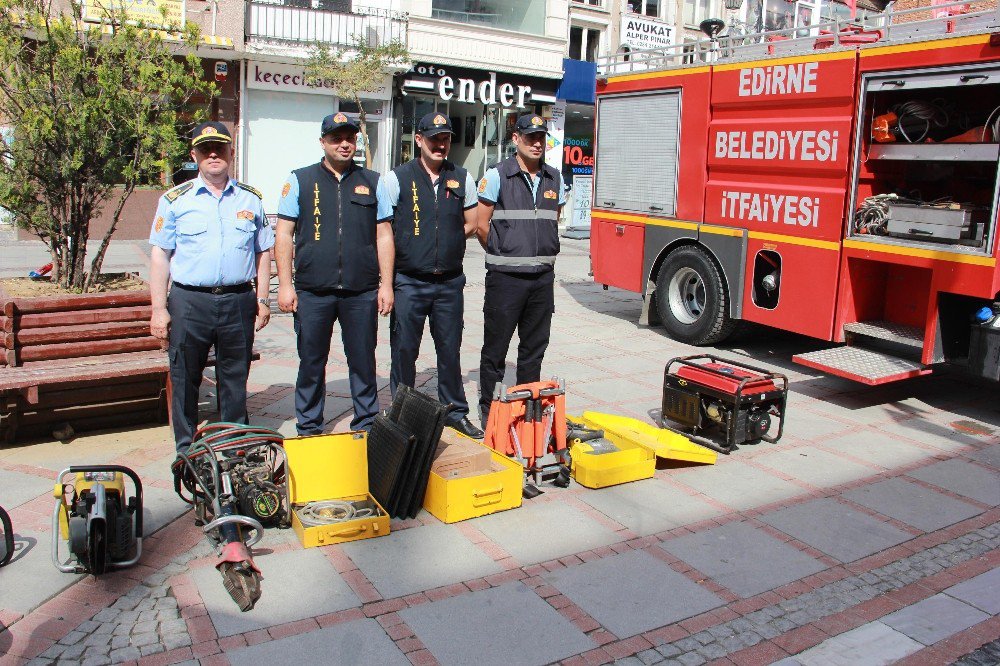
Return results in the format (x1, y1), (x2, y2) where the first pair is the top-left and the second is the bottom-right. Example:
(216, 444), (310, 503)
(1, 233), (998, 666)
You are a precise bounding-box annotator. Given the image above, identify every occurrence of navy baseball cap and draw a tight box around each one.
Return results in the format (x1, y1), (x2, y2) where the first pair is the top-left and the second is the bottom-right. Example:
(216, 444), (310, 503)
(191, 121), (232, 147)
(416, 113), (454, 137)
(321, 112), (360, 135)
(514, 114), (548, 135)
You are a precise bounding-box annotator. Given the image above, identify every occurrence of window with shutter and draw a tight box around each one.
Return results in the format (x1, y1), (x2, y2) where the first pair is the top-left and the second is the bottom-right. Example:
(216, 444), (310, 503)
(594, 91), (680, 216)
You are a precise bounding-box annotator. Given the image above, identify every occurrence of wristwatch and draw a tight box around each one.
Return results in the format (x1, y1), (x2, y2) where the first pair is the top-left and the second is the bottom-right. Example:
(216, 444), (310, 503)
(257, 297), (271, 307)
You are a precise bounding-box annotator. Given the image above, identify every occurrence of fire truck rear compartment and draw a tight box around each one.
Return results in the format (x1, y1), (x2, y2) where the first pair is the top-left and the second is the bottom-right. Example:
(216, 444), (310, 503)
(851, 66), (1000, 252)
(795, 64), (1000, 384)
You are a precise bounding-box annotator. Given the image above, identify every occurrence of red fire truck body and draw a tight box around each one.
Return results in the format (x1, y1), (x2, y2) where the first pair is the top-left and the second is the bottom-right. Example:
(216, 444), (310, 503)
(592, 4), (1000, 385)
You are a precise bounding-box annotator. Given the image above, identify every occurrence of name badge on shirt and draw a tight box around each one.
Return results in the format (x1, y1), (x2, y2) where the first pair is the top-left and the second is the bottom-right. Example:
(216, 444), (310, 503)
(236, 210), (255, 220)
(354, 185), (370, 195)
(446, 179), (459, 189)
(543, 190), (557, 200)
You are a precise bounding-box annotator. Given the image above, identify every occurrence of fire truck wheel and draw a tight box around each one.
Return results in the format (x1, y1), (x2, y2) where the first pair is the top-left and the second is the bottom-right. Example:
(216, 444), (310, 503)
(655, 245), (736, 345)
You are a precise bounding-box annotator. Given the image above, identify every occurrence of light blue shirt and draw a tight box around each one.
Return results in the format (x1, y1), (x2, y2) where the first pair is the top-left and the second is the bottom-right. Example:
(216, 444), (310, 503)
(276, 172), (301, 220)
(149, 176), (274, 287)
(376, 169), (478, 221)
(478, 166), (567, 206)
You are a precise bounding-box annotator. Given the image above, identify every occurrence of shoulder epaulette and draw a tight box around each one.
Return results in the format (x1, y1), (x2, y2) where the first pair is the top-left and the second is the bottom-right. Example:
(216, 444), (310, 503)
(236, 182), (263, 199)
(164, 181), (194, 202)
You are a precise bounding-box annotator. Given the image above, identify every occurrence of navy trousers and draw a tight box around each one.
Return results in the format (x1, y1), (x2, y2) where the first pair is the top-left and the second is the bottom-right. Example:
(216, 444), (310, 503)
(167, 287), (255, 450)
(478, 269), (555, 425)
(293, 288), (379, 434)
(389, 272), (469, 421)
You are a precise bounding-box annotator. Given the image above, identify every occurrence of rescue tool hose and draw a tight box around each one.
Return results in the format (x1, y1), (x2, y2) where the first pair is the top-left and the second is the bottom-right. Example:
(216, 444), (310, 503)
(295, 500), (374, 527)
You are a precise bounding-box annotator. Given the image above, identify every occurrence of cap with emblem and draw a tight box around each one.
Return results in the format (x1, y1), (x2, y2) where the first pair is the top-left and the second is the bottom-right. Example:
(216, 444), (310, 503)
(191, 121), (233, 147)
(321, 112), (360, 135)
(416, 113), (454, 138)
(513, 114), (548, 135)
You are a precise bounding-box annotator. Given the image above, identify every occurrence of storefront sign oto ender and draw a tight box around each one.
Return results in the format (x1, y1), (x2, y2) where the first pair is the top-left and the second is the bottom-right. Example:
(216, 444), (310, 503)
(412, 65), (532, 109)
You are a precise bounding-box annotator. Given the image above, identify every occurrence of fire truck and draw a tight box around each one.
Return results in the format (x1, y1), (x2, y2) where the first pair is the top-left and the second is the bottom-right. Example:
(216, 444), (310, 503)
(591, 2), (1000, 385)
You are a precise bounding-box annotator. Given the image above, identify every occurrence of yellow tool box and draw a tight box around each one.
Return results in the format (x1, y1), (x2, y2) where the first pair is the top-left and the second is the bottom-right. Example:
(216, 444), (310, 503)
(284, 433), (390, 548)
(568, 412), (717, 489)
(581, 411), (718, 466)
(423, 434), (523, 523)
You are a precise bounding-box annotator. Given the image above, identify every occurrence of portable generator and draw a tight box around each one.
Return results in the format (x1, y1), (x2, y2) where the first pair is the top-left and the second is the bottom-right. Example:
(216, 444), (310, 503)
(52, 465), (142, 575)
(661, 355), (788, 453)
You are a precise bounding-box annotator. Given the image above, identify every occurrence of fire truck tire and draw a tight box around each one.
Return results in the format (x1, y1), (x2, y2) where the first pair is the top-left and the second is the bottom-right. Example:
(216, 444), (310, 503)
(655, 246), (736, 345)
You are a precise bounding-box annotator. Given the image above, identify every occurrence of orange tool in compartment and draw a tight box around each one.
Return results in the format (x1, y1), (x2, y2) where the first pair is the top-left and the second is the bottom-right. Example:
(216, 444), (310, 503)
(484, 379), (569, 497)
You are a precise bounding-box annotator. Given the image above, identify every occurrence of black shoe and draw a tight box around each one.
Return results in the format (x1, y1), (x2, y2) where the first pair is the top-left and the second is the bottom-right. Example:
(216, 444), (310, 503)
(449, 416), (485, 439)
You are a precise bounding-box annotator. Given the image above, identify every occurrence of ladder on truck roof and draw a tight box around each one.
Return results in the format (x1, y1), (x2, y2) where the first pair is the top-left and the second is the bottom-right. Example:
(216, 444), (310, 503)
(597, 1), (1000, 78)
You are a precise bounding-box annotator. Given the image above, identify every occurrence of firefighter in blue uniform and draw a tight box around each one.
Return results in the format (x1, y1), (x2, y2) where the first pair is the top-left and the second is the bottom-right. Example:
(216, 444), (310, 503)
(275, 113), (394, 434)
(149, 121), (275, 451)
(376, 113), (483, 438)
(476, 113), (566, 427)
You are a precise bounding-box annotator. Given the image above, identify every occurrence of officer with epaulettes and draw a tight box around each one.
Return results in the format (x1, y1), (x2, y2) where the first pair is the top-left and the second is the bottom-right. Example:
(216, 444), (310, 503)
(376, 113), (484, 439)
(475, 113), (566, 427)
(149, 121), (275, 451)
(275, 113), (395, 435)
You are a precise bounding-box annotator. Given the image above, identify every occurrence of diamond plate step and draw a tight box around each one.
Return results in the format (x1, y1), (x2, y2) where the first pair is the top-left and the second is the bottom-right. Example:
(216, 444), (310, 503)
(843, 320), (923, 351)
(793, 346), (931, 385)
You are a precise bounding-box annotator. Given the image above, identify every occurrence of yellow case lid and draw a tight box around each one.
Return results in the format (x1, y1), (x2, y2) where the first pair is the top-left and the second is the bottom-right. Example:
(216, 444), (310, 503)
(284, 432), (370, 504)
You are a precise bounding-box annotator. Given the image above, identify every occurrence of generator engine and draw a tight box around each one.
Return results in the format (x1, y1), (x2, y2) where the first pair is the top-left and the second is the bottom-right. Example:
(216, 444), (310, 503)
(661, 355), (788, 453)
(52, 465), (142, 575)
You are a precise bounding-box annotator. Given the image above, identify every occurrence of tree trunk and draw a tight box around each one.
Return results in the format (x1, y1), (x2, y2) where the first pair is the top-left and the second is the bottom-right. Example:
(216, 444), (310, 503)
(85, 185), (133, 292)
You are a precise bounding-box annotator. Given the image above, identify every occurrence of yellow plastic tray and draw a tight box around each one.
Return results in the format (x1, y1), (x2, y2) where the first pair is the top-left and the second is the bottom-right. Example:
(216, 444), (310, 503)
(423, 436), (523, 523)
(284, 432), (390, 548)
(569, 418), (655, 489)
(568, 412), (717, 489)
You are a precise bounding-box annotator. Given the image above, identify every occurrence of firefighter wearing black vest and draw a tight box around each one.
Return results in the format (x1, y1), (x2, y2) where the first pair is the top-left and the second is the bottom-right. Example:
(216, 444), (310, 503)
(475, 113), (566, 427)
(376, 113), (483, 439)
(275, 113), (395, 434)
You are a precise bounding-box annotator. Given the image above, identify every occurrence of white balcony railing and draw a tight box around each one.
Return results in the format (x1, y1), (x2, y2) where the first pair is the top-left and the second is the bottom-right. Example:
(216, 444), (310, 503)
(246, 1), (408, 48)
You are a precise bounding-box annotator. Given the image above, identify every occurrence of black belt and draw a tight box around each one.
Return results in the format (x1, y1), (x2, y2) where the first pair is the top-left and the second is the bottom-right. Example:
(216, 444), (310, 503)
(401, 269), (463, 282)
(173, 282), (252, 295)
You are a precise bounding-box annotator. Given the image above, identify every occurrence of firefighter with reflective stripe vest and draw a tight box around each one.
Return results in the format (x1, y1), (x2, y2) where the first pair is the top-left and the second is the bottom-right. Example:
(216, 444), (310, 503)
(475, 113), (567, 427)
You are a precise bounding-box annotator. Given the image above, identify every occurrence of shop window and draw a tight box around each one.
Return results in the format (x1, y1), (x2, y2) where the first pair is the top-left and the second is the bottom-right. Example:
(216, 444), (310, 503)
(431, 0), (546, 35)
(684, 0), (710, 26)
(569, 26), (602, 62)
(571, 0), (602, 6)
(626, 0), (661, 17)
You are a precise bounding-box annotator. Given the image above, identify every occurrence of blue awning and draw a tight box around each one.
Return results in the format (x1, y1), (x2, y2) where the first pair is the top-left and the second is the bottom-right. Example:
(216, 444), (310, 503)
(557, 59), (596, 105)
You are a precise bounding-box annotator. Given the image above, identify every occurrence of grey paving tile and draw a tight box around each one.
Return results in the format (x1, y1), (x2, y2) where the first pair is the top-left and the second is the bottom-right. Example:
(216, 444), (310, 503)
(473, 501), (622, 566)
(573, 376), (662, 404)
(966, 444), (1000, 470)
(944, 567), (1000, 614)
(753, 448), (876, 489)
(671, 463), (807, 511)
(190, 547), (359, 637)
(794, 622), (923, 666)
(880, 594), (988, 646)
(0, 468), (52, 508)
(578, 478), (725, 536)
(0, 529), (83, 614)
(779, 411), (853, 440)
(262, 392), (353, 423)
(842, 477), (982, 532)
(759, 498), (912, 563)
(542, 549), (724, 638)
(401, 582), (594, 666)
(906, 459), (1000, 506)
(227, 618), (408, 666)
(877, 418), (984, 453)
(820, 431), (935, 470)
(140, 485), (190, 537)
(660, 521), (825, 599)
(340, 523), (502, 599)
